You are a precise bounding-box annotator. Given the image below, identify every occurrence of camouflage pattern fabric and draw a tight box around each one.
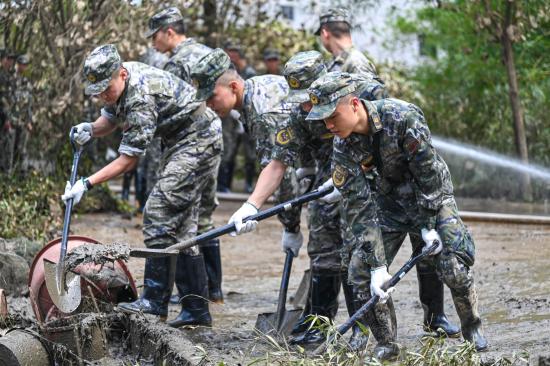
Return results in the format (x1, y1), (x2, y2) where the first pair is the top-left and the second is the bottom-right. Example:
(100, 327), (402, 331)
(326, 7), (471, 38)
(331, 96), (481, 345)
(164, 38), (212, 84)
(315, 7), (352, 35)
(145, 7), (184, 38)
(83, 44), (122, 95)
(97, 60), (222, 249)
(326, 46), (378, 77)
(163, 38), (218, 234)
(241, 74), (300, 230)
(270, 72), (387, 273)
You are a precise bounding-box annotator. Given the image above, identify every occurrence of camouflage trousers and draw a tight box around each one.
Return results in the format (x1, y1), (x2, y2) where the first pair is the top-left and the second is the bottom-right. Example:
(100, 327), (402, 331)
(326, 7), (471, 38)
(0, 127), (15, 173)
(138, 136), (162, 199)
(272, 165), (301, 232)
(142, 141), (221, 256)
(345, 198), (481, 343)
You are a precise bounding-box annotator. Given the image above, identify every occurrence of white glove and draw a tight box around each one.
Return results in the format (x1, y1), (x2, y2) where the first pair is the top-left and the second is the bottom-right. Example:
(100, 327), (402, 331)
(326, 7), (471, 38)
(281, 229), (303, 257)
(421, 228), (443, 255)
(72, 122), (93, 145)
(61, 178), (88, 205)
(296, 167), (316, 195)
(319, 178), (342, 203)
(370, 266), (394, 304)
(228, 201), (259, 235)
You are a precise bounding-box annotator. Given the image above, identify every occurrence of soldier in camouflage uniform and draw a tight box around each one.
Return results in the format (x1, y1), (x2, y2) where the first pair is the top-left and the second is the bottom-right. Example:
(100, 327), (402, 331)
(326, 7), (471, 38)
(305, 72), (488, 359)
(62, 45), (222, 328)
(315, 8), (377, 75)
(221, 42), (257, 193)
(11, 54), (33, 171)
(146, 7), (224, 306)
(190, 48), (302, 252)
(263, 48), (282, 75)
(0, 49), (16, 173)
(225, 51), (387, 348)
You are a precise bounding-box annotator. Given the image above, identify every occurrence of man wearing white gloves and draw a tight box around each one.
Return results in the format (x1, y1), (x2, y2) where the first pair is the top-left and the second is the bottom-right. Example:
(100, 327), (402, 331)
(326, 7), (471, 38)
(306, 71), (487, 360)
(227, 50), (388, 348)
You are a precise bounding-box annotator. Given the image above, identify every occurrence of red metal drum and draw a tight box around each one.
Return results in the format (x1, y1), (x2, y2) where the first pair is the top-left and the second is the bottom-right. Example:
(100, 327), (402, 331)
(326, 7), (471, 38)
(28, 235), (137, 323)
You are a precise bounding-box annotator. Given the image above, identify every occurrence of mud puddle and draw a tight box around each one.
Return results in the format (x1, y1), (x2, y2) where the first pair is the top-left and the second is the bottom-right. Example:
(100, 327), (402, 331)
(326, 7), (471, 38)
(63, 203), (550, 364)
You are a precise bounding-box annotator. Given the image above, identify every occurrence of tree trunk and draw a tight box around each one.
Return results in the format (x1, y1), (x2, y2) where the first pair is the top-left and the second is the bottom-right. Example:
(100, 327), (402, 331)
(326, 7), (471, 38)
(203, 0), (217, 47)
(500, 2), (532, 200)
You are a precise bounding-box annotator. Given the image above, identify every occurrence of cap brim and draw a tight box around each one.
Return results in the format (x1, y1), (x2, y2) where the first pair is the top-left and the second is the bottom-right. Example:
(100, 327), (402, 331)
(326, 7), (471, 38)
(286, 89), (310, 103)
(195, 86), (214, 102)
(144, 27), (160, 38)
(306, 101), (337, 121)
(85, 79), (110, 96)
(314, 26), (321, 35)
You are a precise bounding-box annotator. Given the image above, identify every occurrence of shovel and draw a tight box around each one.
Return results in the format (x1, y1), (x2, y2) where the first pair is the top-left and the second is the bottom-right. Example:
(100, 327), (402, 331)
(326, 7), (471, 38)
(255, 249), (303, 336)
(43, 129), (84, 314)
(130, 185), (334, 258)
(313, 241), (440, 355)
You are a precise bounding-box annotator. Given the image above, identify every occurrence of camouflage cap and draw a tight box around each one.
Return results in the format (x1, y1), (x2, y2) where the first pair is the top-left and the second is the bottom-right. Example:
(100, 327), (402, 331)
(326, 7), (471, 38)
(315, 7), (351, 35)
(190, 48), (231, 101)
(306, 71), (358, 120)
(16, 54), (30, 65)
(83, 44), (122, 96)
(145, 7), (184, 38)
(283, 51), (326, 103)
(1, 48), (16, 59)
(263, 48), (280, 60)
(223, 41), (245, 58)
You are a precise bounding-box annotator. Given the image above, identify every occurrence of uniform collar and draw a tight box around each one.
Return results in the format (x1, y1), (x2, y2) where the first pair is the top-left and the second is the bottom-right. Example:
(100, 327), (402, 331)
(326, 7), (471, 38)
(362, 99), (382, 135)
(173, 38), (194, 54)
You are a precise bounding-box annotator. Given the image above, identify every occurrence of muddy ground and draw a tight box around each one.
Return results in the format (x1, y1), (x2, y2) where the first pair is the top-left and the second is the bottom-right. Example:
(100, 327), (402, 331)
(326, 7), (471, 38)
(63, 200), (550, 364)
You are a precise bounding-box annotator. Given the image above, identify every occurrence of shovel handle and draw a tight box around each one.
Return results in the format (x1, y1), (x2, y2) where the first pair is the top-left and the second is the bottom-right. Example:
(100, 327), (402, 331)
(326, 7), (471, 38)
(314, 242), (439, 354)
(156, 186), (334, 255)
(275, 249), (294, 331)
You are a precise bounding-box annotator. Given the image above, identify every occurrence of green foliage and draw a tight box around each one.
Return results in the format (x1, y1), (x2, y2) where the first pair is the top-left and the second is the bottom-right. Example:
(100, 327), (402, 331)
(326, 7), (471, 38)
(0, 171), (61, 240)
(392, 1), (550, 166)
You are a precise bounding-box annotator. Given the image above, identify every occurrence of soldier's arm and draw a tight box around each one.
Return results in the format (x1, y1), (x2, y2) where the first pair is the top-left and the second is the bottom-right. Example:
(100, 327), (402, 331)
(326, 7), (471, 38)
(247, 159), (287, 209)
(87, 154), (139, 186)
(91, 115), (118, 137)
(402, 106), (445, 212)
(333, 146), (386, 268)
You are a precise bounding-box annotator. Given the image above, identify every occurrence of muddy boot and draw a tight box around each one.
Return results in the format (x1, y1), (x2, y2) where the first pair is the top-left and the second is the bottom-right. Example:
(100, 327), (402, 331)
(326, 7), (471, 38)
(363, 294), (399, 362)
(417, 265), (461, 337)
(290, 271), (341, 345)
(118, 252), (172, 321)
(202, 239), (223, 304)
(244, 161), (255, 193)
(342, 281), (369, 352)
(452, 285), (488, 351)
(168, 254), (212, 328)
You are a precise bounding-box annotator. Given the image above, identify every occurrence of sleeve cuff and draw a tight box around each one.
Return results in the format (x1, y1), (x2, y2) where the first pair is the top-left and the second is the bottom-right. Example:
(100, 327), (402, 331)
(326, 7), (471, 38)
(118, 145), (145, 157)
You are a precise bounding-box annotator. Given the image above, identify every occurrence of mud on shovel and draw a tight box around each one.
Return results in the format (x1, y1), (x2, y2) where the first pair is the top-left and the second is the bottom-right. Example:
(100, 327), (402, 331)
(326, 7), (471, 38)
(130, 185), (334, 258)
(44, 129), (85, 313)
(313, 241), (440, 355)
(255, 249), (302, 336)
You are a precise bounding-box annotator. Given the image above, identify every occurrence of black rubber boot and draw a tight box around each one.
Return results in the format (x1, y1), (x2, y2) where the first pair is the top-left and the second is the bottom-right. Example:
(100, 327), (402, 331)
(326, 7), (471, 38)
(118, 251), (173, 321)
(291, 286), (312, 335)
(342, 280), (369, 352)
(290, 271), (341, 345)
(244, 161), (255, 193)
(417, 265), (461, 337)
(363, 294), (399, 361)
(202, 239), (223, 304)
(167, 253), (212, 328)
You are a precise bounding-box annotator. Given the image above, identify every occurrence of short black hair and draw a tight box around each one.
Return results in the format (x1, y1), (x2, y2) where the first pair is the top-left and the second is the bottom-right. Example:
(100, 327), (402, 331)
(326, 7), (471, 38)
(322, 21), (351, 38)
(162, 19), (186, 35)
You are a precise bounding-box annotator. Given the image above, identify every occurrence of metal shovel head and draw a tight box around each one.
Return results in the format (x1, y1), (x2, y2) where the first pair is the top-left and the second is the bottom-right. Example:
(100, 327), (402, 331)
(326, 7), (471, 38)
(254, 307), (303, 337)
(43, 258), (82, 314)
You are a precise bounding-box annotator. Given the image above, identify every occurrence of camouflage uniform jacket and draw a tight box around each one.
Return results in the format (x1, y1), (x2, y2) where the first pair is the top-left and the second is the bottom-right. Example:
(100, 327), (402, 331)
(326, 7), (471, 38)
(272, 75), (388, 183)
(332, 98), (454, 267)
(101, 62), (221, 157)
(327, 46), (378, 77)
(241, 74), (297, 166)
(164, 38), (212, 84)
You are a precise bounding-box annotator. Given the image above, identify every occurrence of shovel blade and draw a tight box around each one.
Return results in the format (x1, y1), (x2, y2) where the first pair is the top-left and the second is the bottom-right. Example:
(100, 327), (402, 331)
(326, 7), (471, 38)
(255, 308), (303, 337)
(43, 259), (82, 314)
